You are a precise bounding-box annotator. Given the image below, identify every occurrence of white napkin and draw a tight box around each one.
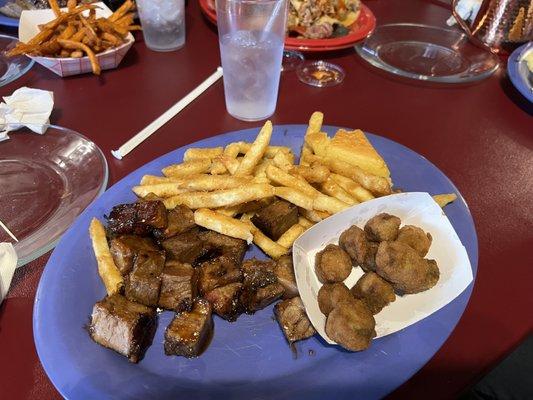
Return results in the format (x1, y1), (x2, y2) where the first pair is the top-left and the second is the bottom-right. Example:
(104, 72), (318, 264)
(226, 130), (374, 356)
(0, 87), (54, 142)
(446, 0), (482, 26)
(0, 243), (17, 303)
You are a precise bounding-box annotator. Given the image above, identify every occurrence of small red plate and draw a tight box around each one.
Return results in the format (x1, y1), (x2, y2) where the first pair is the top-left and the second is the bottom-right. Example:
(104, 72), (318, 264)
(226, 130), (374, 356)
(198, 0), (376, 52)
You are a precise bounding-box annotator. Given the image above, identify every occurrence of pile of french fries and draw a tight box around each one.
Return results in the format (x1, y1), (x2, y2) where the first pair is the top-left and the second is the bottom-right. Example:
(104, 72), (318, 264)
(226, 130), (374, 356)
(7, 0), (140, 75)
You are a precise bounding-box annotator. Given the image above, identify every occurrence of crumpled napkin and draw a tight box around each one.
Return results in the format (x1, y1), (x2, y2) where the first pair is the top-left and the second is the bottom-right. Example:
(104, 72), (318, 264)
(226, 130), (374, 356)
(446, 0), (482, 27)
(0, 87), (54, 142)
(0, 243), (17, 303)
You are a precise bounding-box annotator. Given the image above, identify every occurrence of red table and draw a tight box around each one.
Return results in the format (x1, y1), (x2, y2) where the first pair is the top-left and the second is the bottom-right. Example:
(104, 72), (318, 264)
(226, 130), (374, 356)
(1, 0), (532, 398)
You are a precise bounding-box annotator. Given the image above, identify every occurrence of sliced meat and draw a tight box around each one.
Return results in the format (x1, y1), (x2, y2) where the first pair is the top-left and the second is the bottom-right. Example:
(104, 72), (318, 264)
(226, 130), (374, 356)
(317, 282), (354, 316)
(199, 230), (248, 263)
(204, 282), (243, 321)
(339, 225), (368, 266)
(158, 260), (197, 312)
(125, 250), (166, 307)
(109, 235), (159, 275)
(161, 230), (205, 264)
(164, 298), (213, 358)
(153, 205), (196, 240)
(351, 272), (396, 314)
(107, 201), (168, 236)
(197, 255), (243, 295)
(251, 199), (298, 240)
(275, 296), (315, 343)
(240, 258), (284, 313)
(315, 244), (352, 283)
(364, 213), (401, 242)
(89, 294), (157, 363)
(274, 255), (298, 299)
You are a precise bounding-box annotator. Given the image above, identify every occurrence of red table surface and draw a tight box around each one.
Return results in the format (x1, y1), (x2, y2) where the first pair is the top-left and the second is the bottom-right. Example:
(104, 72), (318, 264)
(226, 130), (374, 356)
(0, 0), (532, 398)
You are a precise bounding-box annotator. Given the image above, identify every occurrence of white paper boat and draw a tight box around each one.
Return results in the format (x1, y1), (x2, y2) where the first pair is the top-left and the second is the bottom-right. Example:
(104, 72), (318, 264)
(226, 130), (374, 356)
(293, 192), (474, 345)
(18, 2), (134, 77)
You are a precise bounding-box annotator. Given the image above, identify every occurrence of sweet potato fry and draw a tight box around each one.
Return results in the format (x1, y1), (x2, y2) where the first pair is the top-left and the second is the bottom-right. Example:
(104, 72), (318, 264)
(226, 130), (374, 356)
(49, 0), (61, 17)
(109, 0), (133, 22)
(58, 39), (100, 74)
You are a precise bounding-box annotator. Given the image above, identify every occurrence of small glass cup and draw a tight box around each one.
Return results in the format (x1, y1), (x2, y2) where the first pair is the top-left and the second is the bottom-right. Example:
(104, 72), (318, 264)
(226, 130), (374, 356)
(217, 0), (288, 121)
(137, 0), (186, 52)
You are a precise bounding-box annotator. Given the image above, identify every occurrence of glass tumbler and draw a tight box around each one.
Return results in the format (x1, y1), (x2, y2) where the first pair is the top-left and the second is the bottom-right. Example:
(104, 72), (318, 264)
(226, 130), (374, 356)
(137, 0), (186, 52)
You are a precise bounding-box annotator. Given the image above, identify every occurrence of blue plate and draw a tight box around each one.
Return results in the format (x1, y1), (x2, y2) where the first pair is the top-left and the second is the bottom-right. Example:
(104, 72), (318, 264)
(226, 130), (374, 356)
(34, 125), (478, 400)
(508, 42), (533, 103)
(0, 0), (19, 27)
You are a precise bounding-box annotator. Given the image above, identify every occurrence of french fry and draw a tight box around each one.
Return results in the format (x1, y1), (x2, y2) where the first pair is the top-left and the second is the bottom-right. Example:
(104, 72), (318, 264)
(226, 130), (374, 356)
(183, 147), (223, 162)
(313, 193), (350, 214)
(234, 121), (272, 176)
(274, 186), (314, 210)
(238, 143), (292, 159)
(115, 13), (134, 27)
(266, 164), (320, 198)
(79, 15), (101, 46)
(132, 184), (188, 198)
(210, 142), (240, 174)
(330, 173), (375, 202)
(300, 208), (331, 222)
(162, 159), (211, 177)
(109, 0), (134, 22)
(49, 0), (61, 17)
(253, 158), (272, 178)
(327, 159), (391, 196)
(134, 175), (252, 197)
(218, 155), (241, 175)
(276, 223), (305, 248)
(70, 50), (83, 57)
(67, 0), (77, 12)
(101, 32), (121, 46)
(306, 111), (323, 136)
(163, 184), (274, 210)
(299, 144), (313, 166)
(194, 209), (253, 243)
(70, 27), (86, 42)
(290, 162), (330, 183)
(58, 39), (100, 74)
(58, 23), (76, 39)
(272, 150), (294, 171)
(433, 193), (457, 208)
(298, 216), (314, 229)
(215, 205), (241, 217)
(89, 218), (123, 295)
(320, 177), (358, 205)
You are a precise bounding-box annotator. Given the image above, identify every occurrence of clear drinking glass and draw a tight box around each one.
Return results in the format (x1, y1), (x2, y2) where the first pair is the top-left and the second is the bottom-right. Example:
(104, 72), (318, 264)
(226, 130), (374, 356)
(217, 0), (288, 121)
(137, 0), (186, 52)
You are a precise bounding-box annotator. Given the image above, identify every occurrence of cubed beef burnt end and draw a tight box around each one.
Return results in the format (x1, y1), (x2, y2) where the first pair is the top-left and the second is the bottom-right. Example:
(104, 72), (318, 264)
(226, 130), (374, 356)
(89, 294), (157, 363)
(107, 201), (168, 235)
(161, 230), (205, 264)
(240, 258), (284, 313)
(125, 250), (166, 307)
(275, 296), (315, 344)
(164, 298), (213, 358)
(198, 230), (248, 263)
(110, 235), (159, 275)
(204, 282), (243, 321)
(251, 200), (298, 240)
(158, 260), (197, 312)
(153, 206), (196, 240)
(197, 256), (243, 296)
(274, 255), (298, 299)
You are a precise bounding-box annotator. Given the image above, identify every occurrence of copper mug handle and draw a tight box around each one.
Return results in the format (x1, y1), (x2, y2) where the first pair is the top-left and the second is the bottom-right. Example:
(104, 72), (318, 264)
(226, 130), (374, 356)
(451, 0), (497, 53)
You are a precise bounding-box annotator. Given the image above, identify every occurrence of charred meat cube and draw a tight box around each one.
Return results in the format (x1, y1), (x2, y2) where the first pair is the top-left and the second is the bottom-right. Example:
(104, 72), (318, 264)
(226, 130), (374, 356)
(274, 255), (298, 299)
(107, 201), (168, 235)
(161, 230), (205, 264)
(109, 235), (159, 275)
(197, 255), (243, 295)
(158, 260), (197, 311)
(240, 258), (284, 313)
(204, 282), (243, 321)
(164, 298), (213, 358)
(153, 205), (196, 240)
(199, 230), (248, 263)
(125, 250), (166, 307)
(89, 294), (157, 363)
(275, 296), (315, 343)
(251, 200), (298, 240)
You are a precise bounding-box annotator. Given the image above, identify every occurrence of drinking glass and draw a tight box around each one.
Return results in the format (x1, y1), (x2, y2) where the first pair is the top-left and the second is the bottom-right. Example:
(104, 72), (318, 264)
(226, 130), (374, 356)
(137, 0), (186, 52)
(217, 0), (288, 121)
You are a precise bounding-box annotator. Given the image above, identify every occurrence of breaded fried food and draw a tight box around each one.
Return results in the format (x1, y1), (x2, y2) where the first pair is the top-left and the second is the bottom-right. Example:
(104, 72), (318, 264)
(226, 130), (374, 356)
(351, 272), (395, 314)
(315, 244), (352, 283)
(364, 213), (401, 242)
(396, 225), (433, 257)
(361, 241), (379, 272)
(325, 299), (376, 351)
(317, 282), (354, 316)
(375, 241), (439, 294)
(339, 225), (368, 266)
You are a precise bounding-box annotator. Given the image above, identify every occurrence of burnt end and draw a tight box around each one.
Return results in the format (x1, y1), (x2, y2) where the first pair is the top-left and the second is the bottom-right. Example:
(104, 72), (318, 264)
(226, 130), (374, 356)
(107, 201), (168, 235)
(275, 296), (315, 343)
(274, 255), (298, 299)
(240, 258), (284, 313)
(251, 200), (298, 240)
(153, 206), (196, 240)
(158, 260), (197, 311)
(135, 200), (167, 229)
(161, 230), (205, 264)
(204, 282), (243, 322)
(107, 204), (137, 235)
(109, 235), (159, 275)
(164, 298), (213, 358)
(199, 230), (248, 264)
(197, 256), (243, 296)
(125, 251), (166, 307)
(89, 294), (157, 363)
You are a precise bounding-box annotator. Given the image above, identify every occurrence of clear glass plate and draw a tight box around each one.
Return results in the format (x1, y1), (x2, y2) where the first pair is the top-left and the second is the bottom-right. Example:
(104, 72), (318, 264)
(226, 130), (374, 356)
(297, 61), (346, 87)
(0, 125), (108, 266)
(355, 23), (500, 83)
(0, 33), (34, 87)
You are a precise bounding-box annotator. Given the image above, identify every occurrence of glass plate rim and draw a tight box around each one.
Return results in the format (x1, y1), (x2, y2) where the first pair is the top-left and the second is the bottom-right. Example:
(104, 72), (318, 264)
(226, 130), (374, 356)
(0, 33), (34, 87)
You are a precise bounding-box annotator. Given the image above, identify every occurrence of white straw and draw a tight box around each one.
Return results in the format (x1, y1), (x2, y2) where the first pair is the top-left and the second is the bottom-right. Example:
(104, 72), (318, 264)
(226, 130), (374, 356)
(111, 67), (223, 160)
(0, 220), (18, 243)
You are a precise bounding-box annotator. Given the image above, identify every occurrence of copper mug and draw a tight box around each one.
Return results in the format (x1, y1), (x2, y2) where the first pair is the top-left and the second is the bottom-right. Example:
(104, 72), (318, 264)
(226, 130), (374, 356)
(452, 0), (533, 53)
